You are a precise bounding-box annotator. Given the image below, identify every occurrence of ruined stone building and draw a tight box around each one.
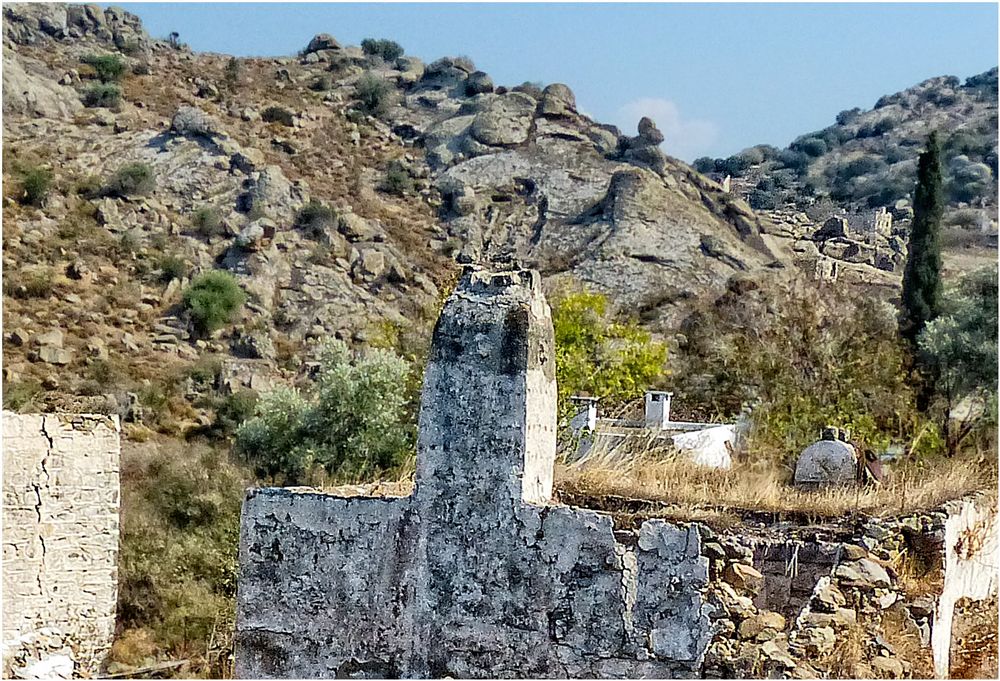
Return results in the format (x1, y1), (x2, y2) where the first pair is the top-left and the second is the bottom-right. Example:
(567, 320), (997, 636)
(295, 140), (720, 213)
(2, 413), (121, 678)
(236, 267), (997, 680)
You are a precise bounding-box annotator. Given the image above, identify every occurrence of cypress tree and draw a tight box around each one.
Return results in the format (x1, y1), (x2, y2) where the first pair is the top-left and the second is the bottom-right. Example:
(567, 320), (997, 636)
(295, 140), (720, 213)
(900, 131), (944, 345)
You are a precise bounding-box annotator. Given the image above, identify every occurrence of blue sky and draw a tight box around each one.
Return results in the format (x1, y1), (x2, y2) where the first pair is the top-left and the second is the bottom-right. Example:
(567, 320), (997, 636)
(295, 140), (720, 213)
(117, 2), (998, 161)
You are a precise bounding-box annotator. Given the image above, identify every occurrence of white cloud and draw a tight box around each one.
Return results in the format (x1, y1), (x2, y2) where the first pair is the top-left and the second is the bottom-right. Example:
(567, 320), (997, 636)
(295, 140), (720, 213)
(614, 98), (718, 162)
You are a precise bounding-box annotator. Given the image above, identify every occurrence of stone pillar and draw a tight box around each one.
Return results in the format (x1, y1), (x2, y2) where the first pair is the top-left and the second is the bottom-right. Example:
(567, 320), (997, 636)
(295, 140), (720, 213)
(414, 267), (557, 506)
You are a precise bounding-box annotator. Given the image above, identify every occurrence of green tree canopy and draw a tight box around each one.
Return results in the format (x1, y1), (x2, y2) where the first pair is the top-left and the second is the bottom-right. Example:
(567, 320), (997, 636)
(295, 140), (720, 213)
(918, 267), (998, 455)
(550, 287), (668, 421)
(235, 340), (414, 484)
(900, 131), (945, 345)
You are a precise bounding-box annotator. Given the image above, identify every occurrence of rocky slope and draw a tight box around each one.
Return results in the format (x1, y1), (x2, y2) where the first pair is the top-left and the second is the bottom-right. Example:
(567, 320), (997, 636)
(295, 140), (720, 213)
(3, 3), (790, 422)
(701, 68), (997, 218)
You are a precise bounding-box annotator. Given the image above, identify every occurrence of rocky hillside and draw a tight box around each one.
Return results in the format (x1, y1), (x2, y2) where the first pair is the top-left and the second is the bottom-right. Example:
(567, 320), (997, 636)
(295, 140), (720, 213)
(2, 3), (792, 422)
(697, 69), (998, 227)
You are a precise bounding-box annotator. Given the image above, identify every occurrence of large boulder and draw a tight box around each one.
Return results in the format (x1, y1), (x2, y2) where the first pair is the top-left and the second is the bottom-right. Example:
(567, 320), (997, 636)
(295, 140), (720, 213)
(237, 166), (295, 216)
(2, 53), (82, 119)
(637, 116), (665, 146)
(623, 117), (668, 174)
(421, 56), (475, 90)
(464, 71), (494, 96)
(794, 436), (858, 488)
(468, 93), (536, 147)
(304, 33), (340, 53)
(539, 83), (577, 117)
(170, 105), (222, 139)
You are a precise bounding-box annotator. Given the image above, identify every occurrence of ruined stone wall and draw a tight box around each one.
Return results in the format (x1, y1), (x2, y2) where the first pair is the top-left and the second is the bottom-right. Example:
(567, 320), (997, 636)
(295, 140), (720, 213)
(932, 496), (998, 677)
(2, 413), (120, 677)
(236, 269), (713, 678)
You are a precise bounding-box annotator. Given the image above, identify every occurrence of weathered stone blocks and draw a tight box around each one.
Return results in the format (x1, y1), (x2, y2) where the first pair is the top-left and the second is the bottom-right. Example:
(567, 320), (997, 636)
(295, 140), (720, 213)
(235, 268), (712, 678)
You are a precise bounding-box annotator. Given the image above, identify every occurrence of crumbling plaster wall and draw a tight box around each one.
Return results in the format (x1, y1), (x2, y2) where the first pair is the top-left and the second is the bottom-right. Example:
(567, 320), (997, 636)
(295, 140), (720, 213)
(2, 412), (120, 677)
(236, 269), (713, 678)
(932, 496), (998, 678)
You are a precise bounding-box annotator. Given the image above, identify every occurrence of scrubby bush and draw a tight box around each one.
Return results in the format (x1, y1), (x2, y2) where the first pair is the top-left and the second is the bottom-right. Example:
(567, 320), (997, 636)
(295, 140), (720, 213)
(381, 161), (413, 196)
(354, 72), (392, 118)
(157, 255), (188, 283)
(3, 267), (55, 299)
(261, 105), (294, 127)
(2, 379), (43, 411)
(82, 54), (125, 82)
(223, 57), (241, 91)
(749, 188), (778, 210)
(116, 442), (247, 675)
(82, 83), (122, 109)
(776, 149), (811, 174)
(309, 74), (332, 92)
(836, 108), (862, 126)
(513, 81), (544, 99)
(675, 283), (921, 460)
(550, 287), (668, 423)
(947, 155), (993, 204)
(919, 267), (998, 455)
(294, 199), (336, 237)
(103, 162), (155, 197)
(361, 38), (404, 62)
(836, 155), (886, 182)
(16, 165), (53, 207)
(692, 157), (716, 174)
(235, 339), (414, 484)
(192, 206), (224, 238)
(182, 271), (246, 336)
(791, 136), (827, 158)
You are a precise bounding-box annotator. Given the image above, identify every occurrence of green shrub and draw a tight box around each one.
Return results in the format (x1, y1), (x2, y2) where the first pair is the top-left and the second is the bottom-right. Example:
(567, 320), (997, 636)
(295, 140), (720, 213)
(294, 200), (335, 237)
(192, 206), (224, 238)
(16, 166), (53, 207)
(82, 54), (125, 83)
(513, 81), (544, 99)
(182, 271), (246, 336)
(158, 255), (188, 283)
(82, 83), (122, 109)
(791, 136), (827, 158)
(2, 379), (43, 411)
(3, 268), (55, 299)
(354, 73), (392, 118)
(381, 161), (413, 196)
(261, 105), (294, 126)
(361, 38), (404, 62)
(235, 339), (414, 484)
(309, 73), (332, 92)
(104, 162), (155, 197)
(223, 57), (241, 91)
(836, 108), (862, 126)
(116, 442), (246, 673)
(550, 287), (668, 423)
(918, 267), (998, 455)
(675, 282), (917, 461)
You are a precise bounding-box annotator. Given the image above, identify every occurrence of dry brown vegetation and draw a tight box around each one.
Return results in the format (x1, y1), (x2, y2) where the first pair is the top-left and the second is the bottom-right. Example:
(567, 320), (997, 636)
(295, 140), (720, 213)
(554, 442), (996, 524)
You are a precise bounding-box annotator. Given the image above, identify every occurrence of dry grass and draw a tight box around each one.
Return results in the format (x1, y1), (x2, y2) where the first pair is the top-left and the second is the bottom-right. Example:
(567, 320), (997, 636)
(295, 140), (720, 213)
(555, 441), (996, 522)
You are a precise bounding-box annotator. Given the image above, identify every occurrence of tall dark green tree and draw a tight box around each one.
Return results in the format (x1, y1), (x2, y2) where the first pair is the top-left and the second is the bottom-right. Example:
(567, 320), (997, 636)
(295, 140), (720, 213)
(900, 131), (944, 346)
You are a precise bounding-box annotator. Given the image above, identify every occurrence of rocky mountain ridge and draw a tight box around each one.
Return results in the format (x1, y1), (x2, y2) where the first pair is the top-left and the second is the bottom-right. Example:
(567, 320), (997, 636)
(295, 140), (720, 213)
(2, 3), (988, 426)
(2, 2), (791, 422)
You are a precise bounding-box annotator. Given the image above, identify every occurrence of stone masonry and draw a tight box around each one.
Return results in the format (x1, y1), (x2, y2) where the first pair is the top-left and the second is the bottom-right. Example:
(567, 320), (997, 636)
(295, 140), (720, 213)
(236, 268), (713, 678)
(2, 413), (121, 677)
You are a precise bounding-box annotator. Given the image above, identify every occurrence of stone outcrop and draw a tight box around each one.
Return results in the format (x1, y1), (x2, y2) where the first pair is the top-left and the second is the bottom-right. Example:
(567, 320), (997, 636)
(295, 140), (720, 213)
(236, 268), (713, 678)
(2, 52), (82, 120)
(2, 412), (121, 678)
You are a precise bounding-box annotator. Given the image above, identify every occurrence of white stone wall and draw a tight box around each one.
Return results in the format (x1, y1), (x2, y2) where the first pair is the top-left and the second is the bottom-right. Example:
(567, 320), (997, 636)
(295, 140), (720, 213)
(931, 496), (998, 678)
(2, 413), (120, 677)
